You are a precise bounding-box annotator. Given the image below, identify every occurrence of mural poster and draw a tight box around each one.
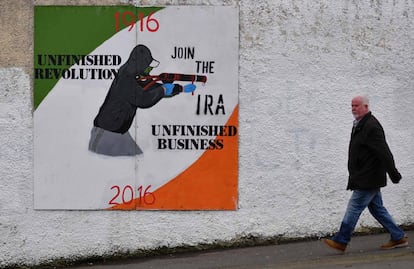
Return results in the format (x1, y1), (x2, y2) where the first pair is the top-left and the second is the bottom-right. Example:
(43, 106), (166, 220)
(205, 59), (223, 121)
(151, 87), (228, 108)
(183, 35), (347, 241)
(34, 6), (239, 210)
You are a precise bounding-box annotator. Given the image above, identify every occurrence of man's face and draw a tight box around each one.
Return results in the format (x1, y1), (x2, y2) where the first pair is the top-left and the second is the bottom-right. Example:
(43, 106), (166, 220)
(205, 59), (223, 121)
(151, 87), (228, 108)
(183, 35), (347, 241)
(351, 97), (369, 120)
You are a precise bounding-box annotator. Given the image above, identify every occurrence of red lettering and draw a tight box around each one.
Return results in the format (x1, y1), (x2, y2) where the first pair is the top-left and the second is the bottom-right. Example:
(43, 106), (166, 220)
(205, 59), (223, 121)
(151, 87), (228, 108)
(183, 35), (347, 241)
(114, 11), (159, 33)
(109, 184), (156, 206)
(109, 185), (120, 205)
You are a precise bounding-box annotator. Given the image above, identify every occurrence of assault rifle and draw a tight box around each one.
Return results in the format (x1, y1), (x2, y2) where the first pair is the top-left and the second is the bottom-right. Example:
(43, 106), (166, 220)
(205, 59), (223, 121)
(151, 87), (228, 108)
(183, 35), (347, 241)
(138, 73), (207, 92)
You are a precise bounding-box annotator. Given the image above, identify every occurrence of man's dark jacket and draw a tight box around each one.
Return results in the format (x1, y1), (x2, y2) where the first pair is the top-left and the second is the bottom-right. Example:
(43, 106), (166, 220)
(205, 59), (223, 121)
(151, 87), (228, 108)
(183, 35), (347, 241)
(347, 112), (402, 190)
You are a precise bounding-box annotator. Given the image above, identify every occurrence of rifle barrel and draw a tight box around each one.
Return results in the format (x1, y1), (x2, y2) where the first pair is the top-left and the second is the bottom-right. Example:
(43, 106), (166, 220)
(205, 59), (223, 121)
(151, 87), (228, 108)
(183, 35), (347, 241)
(159, 73), (207, 83)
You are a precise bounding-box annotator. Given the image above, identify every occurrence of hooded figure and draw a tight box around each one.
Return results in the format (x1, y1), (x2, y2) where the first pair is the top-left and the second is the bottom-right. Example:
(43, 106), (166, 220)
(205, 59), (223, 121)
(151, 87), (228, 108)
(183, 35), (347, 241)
(89, 44), (165, 156)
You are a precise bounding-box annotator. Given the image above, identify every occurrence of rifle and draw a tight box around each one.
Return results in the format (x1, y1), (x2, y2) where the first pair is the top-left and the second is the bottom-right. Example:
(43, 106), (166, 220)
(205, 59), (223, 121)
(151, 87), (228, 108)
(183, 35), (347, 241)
(138, 73), (207, 92)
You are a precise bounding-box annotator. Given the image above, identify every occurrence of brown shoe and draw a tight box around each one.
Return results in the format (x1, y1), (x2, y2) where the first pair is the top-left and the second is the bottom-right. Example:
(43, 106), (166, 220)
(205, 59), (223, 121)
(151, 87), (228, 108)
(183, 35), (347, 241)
(324, 239), (346, 252)
(380, 236), (408, 250)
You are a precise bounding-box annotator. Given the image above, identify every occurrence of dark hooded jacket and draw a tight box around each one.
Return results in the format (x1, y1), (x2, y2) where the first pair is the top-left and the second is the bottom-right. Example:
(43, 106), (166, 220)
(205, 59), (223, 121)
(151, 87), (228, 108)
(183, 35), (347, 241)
(94, 45), (164, 134)
(347, 112), (402, 190)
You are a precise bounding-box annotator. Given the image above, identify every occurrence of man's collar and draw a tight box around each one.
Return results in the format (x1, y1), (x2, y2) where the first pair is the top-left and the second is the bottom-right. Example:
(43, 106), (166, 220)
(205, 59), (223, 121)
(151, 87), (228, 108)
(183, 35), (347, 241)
(355, 111), (371, 126)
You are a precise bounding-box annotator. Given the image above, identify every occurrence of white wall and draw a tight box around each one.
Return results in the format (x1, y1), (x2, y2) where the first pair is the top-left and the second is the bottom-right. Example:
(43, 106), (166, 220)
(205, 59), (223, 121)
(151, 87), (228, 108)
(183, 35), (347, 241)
(1, 0), (414, 267)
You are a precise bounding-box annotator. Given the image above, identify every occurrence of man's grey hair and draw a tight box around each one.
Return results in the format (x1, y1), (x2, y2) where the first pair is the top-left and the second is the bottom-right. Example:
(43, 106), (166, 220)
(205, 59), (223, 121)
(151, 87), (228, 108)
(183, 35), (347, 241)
(361, 95), (369, 105)
(357, 95), (370, 105)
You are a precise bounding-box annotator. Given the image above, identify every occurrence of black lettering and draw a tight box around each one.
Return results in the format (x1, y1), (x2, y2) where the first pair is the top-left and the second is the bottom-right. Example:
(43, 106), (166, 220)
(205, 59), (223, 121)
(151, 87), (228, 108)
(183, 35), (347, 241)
(48, 55), (57, 66)
(52, 68), (60, 79)
(152, 125), (160, 136)
(171, 46), (195, 59)
(196, 94), (201, 115)
(196, 61), (215, 73)
(204, 95), (214, 115)
(187, 47), (194, 59)
(158, 139), (167, 149)
(113, 55), (122, 65)
(61, 69), (70, 79)
(176, 139), (185, 150)
(215, 94), (225, 115)
(215, 139), (224, 149)
(37, 55), (45, 66)
(227, 126), (238, 136)
(72, 55), (82, 65)
(34, 68), (43, 79)
(162, 125), (171, 136)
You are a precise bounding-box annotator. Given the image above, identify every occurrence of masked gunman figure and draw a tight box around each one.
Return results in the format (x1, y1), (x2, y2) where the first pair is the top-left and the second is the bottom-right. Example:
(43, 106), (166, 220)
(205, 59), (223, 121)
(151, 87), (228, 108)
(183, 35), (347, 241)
(89, 44), (195, 156)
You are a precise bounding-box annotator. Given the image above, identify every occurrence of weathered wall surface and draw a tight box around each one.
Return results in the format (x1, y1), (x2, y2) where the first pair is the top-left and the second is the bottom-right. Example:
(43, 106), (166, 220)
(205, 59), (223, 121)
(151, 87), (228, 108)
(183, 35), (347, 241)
(1, 0), (413, 267)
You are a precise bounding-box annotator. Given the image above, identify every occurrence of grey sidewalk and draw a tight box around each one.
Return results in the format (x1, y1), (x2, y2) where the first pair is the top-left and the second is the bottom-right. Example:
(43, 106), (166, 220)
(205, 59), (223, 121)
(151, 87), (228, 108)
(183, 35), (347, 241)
(68, 231), (414, 269)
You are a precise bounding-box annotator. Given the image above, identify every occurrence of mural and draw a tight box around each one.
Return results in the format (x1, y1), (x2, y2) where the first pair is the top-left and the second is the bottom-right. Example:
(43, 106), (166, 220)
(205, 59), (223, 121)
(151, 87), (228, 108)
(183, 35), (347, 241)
(34, 6), (239, 210)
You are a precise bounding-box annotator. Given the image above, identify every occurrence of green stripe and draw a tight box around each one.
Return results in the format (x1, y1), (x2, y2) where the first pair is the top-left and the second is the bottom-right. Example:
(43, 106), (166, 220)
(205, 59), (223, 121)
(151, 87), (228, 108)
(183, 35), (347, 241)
(34, 6), (163, 109)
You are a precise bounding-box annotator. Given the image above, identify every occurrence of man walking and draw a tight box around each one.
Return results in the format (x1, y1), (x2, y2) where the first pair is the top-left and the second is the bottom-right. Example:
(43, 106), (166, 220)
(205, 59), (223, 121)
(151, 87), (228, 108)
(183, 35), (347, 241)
(324, 95), (408, 252)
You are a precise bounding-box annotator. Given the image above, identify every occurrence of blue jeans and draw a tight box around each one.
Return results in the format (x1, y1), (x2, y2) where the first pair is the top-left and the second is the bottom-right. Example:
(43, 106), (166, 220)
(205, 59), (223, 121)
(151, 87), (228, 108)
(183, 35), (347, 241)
(333, 189), (405, 245)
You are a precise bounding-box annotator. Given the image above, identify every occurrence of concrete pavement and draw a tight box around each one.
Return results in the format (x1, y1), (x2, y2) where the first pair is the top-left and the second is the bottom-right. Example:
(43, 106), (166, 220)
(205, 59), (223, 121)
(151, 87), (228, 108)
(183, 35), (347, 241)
(66, 231), (414, 269)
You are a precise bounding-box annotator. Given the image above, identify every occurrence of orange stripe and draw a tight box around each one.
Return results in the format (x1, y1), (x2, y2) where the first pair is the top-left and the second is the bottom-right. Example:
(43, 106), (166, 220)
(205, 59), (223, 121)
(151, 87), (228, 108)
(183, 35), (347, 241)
(109, 105), (238, 210)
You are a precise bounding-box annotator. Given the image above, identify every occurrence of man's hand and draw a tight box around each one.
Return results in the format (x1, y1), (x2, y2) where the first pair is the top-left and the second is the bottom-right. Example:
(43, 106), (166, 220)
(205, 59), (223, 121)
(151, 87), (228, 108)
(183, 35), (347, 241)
(390, 170), (402, 184)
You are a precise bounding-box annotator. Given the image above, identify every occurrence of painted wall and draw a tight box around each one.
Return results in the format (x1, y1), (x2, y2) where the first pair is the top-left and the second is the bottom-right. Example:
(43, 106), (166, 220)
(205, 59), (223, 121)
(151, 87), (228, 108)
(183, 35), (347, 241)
(1, 0), (413, 267)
